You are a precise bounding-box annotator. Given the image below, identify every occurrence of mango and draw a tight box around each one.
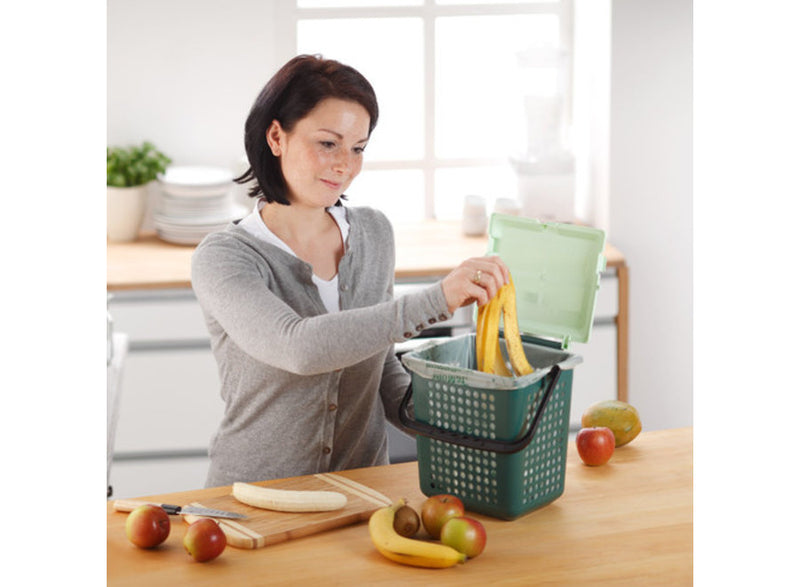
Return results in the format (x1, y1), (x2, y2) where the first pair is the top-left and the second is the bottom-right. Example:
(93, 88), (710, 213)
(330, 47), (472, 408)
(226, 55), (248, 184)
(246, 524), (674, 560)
(581, 400), (642, 447)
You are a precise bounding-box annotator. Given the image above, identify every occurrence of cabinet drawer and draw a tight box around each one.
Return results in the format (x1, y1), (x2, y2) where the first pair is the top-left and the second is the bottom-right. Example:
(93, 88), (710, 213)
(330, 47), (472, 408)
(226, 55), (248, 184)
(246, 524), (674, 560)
(108, 290), (209, 344)
(109, 456), (210, 499)
(114, 349), (224, 454)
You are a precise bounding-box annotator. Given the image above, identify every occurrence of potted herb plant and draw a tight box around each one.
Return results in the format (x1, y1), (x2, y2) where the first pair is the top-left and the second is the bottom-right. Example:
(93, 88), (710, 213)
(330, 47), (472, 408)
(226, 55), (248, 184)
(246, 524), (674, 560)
(107, 141), (171, 242)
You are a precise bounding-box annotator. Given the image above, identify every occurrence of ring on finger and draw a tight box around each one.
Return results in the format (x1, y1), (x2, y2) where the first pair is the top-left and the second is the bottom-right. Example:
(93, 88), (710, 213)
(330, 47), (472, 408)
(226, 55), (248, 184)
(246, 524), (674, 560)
(472, 269), (483, 285)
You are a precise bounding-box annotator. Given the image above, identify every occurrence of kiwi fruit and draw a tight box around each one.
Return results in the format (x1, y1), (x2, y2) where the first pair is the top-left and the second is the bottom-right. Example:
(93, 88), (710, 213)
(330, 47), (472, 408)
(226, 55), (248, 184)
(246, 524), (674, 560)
(393, 504), (420, 538)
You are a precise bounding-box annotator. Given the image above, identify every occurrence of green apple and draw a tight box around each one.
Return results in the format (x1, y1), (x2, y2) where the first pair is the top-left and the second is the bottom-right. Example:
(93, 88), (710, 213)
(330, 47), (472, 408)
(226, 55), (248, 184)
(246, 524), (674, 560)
(440, 517), (487, 558)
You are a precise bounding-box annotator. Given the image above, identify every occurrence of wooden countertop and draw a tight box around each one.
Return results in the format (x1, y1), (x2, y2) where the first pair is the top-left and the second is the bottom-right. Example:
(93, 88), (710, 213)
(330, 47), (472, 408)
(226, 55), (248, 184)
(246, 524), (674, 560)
(107, 220), (626, 291)
(107, 427), (692, 585)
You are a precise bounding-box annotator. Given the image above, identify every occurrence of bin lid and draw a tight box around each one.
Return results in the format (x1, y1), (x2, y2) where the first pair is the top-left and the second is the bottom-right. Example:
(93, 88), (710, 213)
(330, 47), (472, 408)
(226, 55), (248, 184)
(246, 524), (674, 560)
(486, 214), (606, 348)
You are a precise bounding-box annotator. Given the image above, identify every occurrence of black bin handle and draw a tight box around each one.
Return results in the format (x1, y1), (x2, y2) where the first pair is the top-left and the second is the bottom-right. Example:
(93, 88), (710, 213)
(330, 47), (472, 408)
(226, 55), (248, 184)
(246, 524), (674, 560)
(398, 365), (561, 454)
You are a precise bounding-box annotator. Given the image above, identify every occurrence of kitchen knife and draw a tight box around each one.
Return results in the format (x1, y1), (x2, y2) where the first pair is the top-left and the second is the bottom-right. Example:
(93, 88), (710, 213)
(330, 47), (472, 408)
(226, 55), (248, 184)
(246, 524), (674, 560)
(113, 499), (247, 520)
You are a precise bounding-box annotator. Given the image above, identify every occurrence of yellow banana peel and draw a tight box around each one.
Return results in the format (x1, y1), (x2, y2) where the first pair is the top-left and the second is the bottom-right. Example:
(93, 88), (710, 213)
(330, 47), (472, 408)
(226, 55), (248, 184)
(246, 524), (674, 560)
(475, 276), (534, 377)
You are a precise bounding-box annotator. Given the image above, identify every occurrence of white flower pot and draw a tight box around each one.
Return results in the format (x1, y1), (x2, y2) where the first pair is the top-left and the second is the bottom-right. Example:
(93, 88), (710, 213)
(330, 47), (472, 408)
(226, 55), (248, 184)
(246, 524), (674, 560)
(107, 185), (148, 242)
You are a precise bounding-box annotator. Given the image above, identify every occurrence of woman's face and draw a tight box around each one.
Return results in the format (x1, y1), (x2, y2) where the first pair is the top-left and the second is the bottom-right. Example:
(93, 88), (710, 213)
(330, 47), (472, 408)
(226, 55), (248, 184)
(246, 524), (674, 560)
(267, 98), (371, 209)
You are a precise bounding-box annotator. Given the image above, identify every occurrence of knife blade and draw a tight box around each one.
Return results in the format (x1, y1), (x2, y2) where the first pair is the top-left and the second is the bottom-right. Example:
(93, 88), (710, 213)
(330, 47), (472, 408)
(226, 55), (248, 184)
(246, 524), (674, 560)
(113, 499), (247, 520)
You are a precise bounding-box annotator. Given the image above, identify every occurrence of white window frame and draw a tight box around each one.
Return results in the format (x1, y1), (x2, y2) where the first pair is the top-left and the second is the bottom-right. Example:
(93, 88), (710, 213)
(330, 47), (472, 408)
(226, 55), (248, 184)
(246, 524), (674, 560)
(276, 0), (574, 220)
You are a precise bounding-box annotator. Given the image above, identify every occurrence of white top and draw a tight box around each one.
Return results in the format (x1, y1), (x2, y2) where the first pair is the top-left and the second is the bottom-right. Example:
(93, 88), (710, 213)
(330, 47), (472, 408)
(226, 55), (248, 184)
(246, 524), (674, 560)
(239, 199), (350, 314)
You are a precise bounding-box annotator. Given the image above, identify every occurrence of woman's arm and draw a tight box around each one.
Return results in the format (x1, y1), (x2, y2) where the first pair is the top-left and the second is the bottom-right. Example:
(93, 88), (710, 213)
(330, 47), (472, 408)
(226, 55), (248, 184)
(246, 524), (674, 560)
(191, 235), (449, 375)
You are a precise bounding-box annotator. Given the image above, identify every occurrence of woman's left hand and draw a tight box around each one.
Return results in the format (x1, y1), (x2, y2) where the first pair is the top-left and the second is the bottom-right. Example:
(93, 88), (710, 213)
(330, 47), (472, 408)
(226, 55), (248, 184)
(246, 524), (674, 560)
(440, 255), (510, 314)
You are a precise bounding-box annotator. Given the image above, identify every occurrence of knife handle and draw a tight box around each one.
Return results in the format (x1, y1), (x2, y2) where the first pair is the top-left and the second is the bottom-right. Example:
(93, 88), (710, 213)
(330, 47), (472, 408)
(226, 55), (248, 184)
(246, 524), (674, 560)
(112, 499), (180, 515)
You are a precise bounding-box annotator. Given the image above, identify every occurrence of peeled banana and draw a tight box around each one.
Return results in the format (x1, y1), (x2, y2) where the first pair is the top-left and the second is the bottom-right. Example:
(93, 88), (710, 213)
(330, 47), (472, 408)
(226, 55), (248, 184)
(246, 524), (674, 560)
(369, 499), (466, 568)
(232, 482), (347, 512)
(475, 276), (534, 377)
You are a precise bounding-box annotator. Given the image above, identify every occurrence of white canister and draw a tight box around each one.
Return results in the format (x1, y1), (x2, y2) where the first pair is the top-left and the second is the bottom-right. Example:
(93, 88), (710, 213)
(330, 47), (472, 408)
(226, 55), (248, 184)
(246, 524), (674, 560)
(462, 195), (488, 236)
(494, 197), (522, 216)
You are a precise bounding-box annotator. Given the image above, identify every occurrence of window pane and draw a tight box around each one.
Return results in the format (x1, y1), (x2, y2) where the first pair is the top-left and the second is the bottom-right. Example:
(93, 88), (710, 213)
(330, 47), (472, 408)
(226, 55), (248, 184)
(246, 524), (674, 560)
(297, 19), (424, 161)
(299, 0), (422, 7)
(435, 14), (560, 159)
(434, 165), (518, 221)
(345, 169), (425, 223)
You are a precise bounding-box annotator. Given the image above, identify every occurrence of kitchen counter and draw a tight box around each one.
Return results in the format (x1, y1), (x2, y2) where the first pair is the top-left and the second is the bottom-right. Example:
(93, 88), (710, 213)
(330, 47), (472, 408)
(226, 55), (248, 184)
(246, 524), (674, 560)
(107, 427), (691, 585)
(106, 220), (626, 289)
(107, 220), (630, 401)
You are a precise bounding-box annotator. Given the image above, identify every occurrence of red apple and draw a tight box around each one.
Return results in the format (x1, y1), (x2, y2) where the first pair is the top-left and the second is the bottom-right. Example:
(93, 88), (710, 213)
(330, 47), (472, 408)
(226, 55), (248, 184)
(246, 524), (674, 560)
(420, 494), (465, 539)
(125, 505), (170, 549)
(184, 518), (227, 562)
(440, 517), (487, 558)
(576, 426), (615, 466)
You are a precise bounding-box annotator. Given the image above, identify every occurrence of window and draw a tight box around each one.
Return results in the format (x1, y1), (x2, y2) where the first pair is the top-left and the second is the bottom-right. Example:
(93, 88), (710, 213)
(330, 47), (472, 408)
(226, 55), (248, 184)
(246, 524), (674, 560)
(282, 0), (573, 223)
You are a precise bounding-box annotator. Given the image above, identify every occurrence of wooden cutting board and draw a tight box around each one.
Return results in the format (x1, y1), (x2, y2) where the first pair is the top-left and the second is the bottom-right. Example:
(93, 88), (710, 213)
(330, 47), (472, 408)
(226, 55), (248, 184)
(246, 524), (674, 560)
(181, 473), (392, 549)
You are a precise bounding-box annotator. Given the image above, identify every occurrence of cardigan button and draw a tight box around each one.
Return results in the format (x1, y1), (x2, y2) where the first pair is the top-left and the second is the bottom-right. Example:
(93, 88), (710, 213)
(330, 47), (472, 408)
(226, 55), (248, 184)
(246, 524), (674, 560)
(403, 331), (413, 339)
(428, 317), (437, 325)
(322, 446), (331, 455)
(415, 324), (424, 332)
(438, 313), (448, 321)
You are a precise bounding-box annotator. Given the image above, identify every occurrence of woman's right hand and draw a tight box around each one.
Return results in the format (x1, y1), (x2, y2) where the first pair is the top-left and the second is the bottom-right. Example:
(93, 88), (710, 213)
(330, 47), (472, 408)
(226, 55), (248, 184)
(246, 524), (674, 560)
(440, 255), (510, 314)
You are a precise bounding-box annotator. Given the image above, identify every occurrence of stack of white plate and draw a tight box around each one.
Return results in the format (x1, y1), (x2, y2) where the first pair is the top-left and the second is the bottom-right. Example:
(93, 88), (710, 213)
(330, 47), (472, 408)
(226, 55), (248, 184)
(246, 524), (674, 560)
(155, 166), (248, 245)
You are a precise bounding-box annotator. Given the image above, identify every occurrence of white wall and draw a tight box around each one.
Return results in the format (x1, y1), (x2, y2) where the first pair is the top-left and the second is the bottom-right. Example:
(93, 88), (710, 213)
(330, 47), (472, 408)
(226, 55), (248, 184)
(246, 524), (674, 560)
(107, 0), (280, 169)
(609, 0), (693, 430)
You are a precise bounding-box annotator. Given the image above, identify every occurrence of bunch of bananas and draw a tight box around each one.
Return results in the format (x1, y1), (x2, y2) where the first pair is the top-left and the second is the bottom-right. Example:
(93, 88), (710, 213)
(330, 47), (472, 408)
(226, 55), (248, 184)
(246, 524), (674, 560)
(368, 499), (466, 568)
(475, 276), (535, 377)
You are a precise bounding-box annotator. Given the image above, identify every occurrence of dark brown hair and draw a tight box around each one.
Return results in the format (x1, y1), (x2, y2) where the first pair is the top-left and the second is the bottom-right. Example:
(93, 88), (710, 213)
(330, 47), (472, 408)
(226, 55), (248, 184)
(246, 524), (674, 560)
(235, 54), (379, 205)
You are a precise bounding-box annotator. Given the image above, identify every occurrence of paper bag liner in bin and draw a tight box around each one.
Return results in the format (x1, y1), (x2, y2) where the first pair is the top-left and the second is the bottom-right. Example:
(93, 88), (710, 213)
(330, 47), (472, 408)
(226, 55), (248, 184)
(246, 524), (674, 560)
(400, 333), (581, 520)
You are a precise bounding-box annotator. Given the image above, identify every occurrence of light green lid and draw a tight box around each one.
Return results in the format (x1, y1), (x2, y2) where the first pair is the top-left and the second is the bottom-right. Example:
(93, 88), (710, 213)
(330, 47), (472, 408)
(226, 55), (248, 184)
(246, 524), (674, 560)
(486, 214), (606, 348)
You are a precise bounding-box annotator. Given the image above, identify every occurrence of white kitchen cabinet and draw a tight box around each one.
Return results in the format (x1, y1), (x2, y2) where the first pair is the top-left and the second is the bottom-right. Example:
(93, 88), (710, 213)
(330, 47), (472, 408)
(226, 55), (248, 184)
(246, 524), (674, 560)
(568, 324), (617, 429)
(567, 271), (618, 430)
(110, 456), (211, 499)
(108, 290), (219, 499)
(114, 349), (223, 453)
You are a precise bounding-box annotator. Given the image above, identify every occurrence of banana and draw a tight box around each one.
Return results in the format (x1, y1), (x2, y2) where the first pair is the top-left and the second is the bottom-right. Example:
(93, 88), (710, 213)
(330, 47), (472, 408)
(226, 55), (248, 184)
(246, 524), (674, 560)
(480, 293), (502, 374)
(502, 277), (534, 376)
(492, 340), (513, 377)
(232, 482), (347, 512)
(369, 499), (466, 568)
(475, 276), (535, 377)
(475, 300), (487, 371)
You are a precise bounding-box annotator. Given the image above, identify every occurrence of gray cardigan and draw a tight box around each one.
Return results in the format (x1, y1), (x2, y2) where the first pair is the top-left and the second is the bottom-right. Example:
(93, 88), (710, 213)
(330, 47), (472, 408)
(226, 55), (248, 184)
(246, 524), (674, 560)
(191, 206), (452, 487)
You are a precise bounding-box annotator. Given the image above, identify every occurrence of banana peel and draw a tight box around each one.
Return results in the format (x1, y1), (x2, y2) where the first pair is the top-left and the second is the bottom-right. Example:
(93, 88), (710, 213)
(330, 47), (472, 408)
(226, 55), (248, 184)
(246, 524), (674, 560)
(475, 276), (534, 377)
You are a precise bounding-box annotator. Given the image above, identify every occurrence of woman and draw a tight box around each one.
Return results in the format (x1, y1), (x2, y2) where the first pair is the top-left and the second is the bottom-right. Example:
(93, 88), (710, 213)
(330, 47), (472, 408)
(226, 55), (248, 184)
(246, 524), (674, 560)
(192, 55), (509, 487)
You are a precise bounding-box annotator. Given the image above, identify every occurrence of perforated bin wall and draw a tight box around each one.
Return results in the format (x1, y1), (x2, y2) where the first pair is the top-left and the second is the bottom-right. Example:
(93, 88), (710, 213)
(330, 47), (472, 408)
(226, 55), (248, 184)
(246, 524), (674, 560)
(411, 367), (573, 520)
(407, 337), (580, 519)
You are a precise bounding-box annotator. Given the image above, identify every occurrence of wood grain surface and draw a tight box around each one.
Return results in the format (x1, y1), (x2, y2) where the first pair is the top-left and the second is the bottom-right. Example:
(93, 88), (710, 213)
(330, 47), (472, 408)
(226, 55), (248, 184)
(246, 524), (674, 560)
(181, 473), (391, 549)
(108, 428), (692, 586)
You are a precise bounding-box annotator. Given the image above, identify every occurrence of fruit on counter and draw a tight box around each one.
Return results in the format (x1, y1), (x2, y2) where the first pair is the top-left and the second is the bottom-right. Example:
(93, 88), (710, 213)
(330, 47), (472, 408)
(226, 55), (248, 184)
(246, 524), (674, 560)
(576, 427), (615, 466)
(420, 494), (465, 540)
(183, 518), (227, 562)
(475, 276), (535, 377)
(125, 504), (171, 549)
(581, 400), (642, 447)
(369, 499), (466, 568)
(440, 517), (487, 559)
(232, 481), (347, 512)
(393, 503), (421, 538)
